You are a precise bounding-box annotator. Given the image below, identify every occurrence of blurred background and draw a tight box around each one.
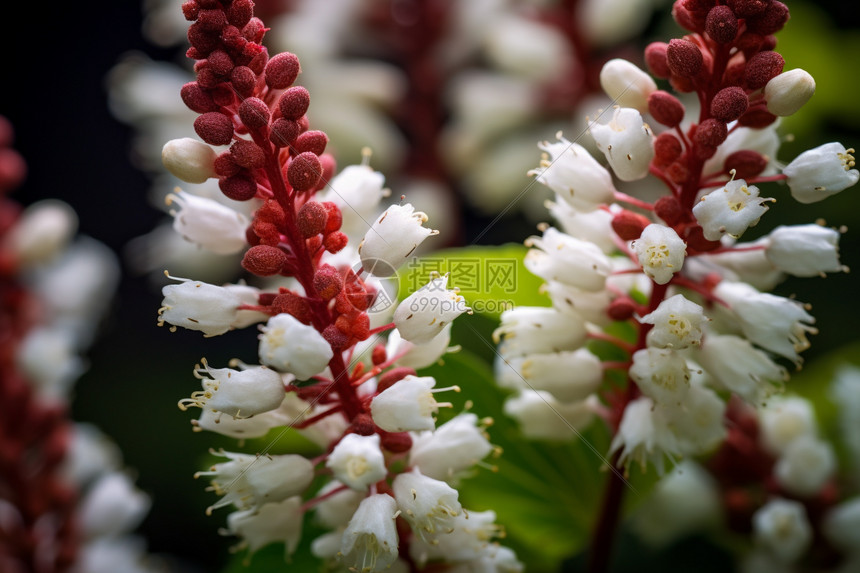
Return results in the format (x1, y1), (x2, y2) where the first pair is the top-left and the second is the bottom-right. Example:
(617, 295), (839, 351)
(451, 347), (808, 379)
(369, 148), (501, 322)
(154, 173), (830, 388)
(1, 1), (859, 570)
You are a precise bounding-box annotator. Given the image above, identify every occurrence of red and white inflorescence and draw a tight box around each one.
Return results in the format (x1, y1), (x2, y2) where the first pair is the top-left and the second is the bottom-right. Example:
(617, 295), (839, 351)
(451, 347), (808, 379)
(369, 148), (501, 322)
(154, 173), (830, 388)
(159, 1), (520, 571)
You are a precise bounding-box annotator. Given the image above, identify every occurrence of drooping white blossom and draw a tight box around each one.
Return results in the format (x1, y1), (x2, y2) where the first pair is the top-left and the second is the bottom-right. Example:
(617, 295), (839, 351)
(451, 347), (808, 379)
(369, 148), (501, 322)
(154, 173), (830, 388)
(386, 324), (452, 370)
(610, 396), (680, 473)
(599, 59), (657, 113)
(524, 227), (613, 292)
(774, 435), (836, 497)
(640, 294), (706, 349)
(326, 433), (387, 491)
(496, 349), (603, 402)
(503, 390), (597, 441)
(765, 224), (845, 277)
(359, 203), (438, 276)
(529, 135), (617, 212)
(752, 498), (812, 563)
(325, 161), (389, 238)
(178, 360), (285, 419)
(409, 413), (494, 481)
(159, 276), (242, 336)
(692, 179), (773, 241)
(165, 190), (248, 255)
(758, 396), (818, 457)
(339, 494), (400, 573)
(371, 375), (455, 433)
(783, 142), (859, 204)
(631, 224), (686, 285)
(696, 334), (787, 404)
(546, 197), (617, 253)
(494, 306), (587, 358)
(629, 348), (691, 405)
(78, 471), (151, 538)
(589, 107), (655, 181)
(314, 481), (366, 529)
(258, 313), (334, 380)
(227, 497), (304, 556)
(392, 469), (462, 540)
(394, 274), (470, 344)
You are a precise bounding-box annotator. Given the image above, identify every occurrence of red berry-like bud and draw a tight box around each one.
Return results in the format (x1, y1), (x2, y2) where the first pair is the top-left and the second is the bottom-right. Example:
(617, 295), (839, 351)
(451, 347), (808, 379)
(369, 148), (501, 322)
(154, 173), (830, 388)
(724, 62), (746, 86)
(322, 202), (342, 233)
(667, 39), (704, 78)
(230, 66), (256, 96)
(242, 245), (287, 276)
(253, 220), (280, 246)
(222, 25), (247, 53)
(653, 133), (683, 168)
(645, 42), (671, 79)
(207, 50), (233, 76)
(180, 82), (217, 113)
(297, 201), (328, 238)
(187, 22), (219, 54)
(294, 130), (328, 156)
(685, 225), (721, 252)
(226, 0), (253, 28)
(265, 52), (301, 89)
(247, 48), (268, 74)
(287, 152), (322, 191)
(269, 118), (300, 148)
(607, 297), (637, 321)
(0, 149), (26, 193)
(669, 75), (695, 94)
(706, 5), (738, 44)
(371, 345), (387, 366)
(744, 51), (784, 90)
(648, 90), (685, 127)
(322, 324), (350, 349)
(313, 264), (343, 299)
(181, 1), (200, 21)
(324, 231), (348, 254)
(213, 151), (240, 177)
(257, 199), (287, 226)
(242, 17), (265, 42)
(378, 367), (418, 393)
(211, 85), (235, 107)
(271, 290), (313, 324)
(694, 119), (728, 149)
(654, 196), (684, 226)
(278, 86), (311, 120)
(197, 8), (227, 31)
(724, 150), (768, 178)
(230, 139), (266, 169)
(196, 67), (219, 89)
(737, 108), (778, 128)
(672, 0), (704, 32)
(351, 312), (370, 340)
(238, 97), (270, 130)
(666, 160), (690, 185)
(380, 431), (413, 453)
(194, 112), (234, 146)
(711, 86), (749, 122)
(736, 32), (765, 58)
(318, 153), (336, 190)
(611, 210), (651, 241)
(748, 1), (789, 36)
(350, 414), (377, 436)
(728, 0), (768, 18)
(219, 171), (257, 200)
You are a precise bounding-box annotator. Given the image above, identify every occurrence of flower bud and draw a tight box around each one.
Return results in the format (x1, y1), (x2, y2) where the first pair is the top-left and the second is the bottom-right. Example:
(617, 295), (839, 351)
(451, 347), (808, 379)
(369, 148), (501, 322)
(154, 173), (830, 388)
(269, 118), (300, 148)
(287, 152), (322, 192)
(654, 195), (683, 226)
(161, 138), (217, 184)
(181, 81), (217, 113)
(765, 69), (815, 116)
(692, 179), (773, 241)
(747, 0), (789, 35)
(359, 204), (437, 276)
(264, 52), (301, 89)
(258, 313), (333, 379)
(194, 112), (234, 146)
(242, 244), (287, 276)
(666, 39), (703, 78)
(711, 87), (749, 123)
(648, 90), (685, 128)
(590, 107), (655, 181)
(611, 209), (651, 241)
(219, 171), (258, 200)
(79, 472), (151, 538)
(744, 50), (784, 90)
(644, 42), (671, 79)
(326, 434), (387, 490)
(723, 150), (767, 179)
(631, 224), (686, 285)
(178, 361), (285, 418)
(229, 139), (265, 169)
(294, 130), (328, 156)
(394, 274), (469, 344)
(278, 86), (311, 120)
(782, 142), (858, 204)
(237, 97), (270, 130)
(166, 190), (248, 255)
(705, 5), (738, 44)
(599, 59), (657, 113)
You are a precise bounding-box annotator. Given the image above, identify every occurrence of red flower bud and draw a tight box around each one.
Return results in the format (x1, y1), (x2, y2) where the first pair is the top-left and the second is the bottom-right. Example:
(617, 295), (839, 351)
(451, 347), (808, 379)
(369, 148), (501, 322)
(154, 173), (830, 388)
(607, 297), (637, 321)
(645, 42), (671, 79)
(744, 51), (784, 90)
(322, 202), (343, 233)
(737, 108), (778, 128)
(213, 151), (240, 177)
(655, 196), (684, 226)
(269, 118), (300, 148)
(694, 119), (728, 149)
(653, 133), (683, 168)
(706, 5), (738, 44)
(297, 201), (328, 238)
(711, 86), (749, 122)
(180, 82), (217, 113)
(278, 86), (311, 120)
(667, 39), (704, 78)
(219, 171), (257, 200)
(322, 324), (350, 349)
(313, 264), (343, 299)
(238, 97), (270, 130)
(265, 52), (301, 89)
(230, 66), (256, 97)
(197, 8), (227, 32)
(226, 0), (253, 28)
(724, 150), (768, 178)
(350, 413), (377, 436)
(380, 431), (413, 453)
(648, 90), (685, 127)
(324, 231), (348, 254)
(207, 50), (233, 76)
(727, 0), (768, 18)
(270, 290), (313, 324)
(611, 210), (651, 241)
(685, 225), (721, 252)
(230, 139), (266, 169)
(287, 152), (322, 191)
(293, 130), (328, 156)
(378, 367), (418, 393)
(181, 1), (200, 21)
(242, 245), (287, 276)
(372, 345), (387, 366)
(194, 112), (234, 146)
(242, 17), (266, 43)
(747, 1), (789, 36)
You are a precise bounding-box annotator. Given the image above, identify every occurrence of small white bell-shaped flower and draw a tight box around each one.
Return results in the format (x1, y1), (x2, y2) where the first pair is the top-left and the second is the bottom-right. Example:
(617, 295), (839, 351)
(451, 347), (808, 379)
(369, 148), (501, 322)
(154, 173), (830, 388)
(696, 335), (787, 404)
(610, 396), (680, 474)
(524, 227), (613, 292)
(765, 69), (816, 117)
(783, 142), (859, 204)
(629, 348), (691, 405)
(392, 469), (462, 540)
(258, 313), (333, 380)
(529, 134), (617, 212)
(659, 383), (726, 455)
(359, 203), (438, 276)
(409, 509), (501, 564)
(692, 179), (773, 241)
(631, 224), (686, 285)
(599, 58), (657, 113)
(386, 324), (452, 370)
(640, 294), (706, 349)
(497, 349), (603, 403)
(161, 137), (217, 184)
(758, 396), (818, 456)
(339, 493), (400, 573)
(227, 497), (304, 556)
(166, 190), (248, 255)
(78, 471), (151, 538)
(325, 158), (390, 238)
(159, 275), (242, 337)
(178, 359), (285, 419)
(752, 498), (812, 563)
(589, 107), (655, 181)
(8, 199), (78, 265)
(774, 435), (836, 497)
(314, 480), (366, 528)
(370, 375), (458, 433)
(503, 390), (597, 441)
(494, 306), (587, 358)
(408, 413), (493, 481)
(765, 223), (845, 277)
(542, 280), (613, 327)
(547, 197), (617, 253)
(326, 433), (387, 491)
(822, 498), (860, 554)
(394, 274), (470, 344)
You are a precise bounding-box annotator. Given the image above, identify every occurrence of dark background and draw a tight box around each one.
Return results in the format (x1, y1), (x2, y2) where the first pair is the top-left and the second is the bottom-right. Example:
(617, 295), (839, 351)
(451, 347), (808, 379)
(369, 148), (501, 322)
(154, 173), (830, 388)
(1, 1), (859, 570)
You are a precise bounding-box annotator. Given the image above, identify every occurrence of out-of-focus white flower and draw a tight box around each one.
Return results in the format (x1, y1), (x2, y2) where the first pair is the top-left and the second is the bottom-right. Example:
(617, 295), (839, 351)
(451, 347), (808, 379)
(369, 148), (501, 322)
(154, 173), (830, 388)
(386, 324), (452, 370)
(542, 280), (613, 327)
(258, 313), (334, 380)
(74, 536), (159, 573)
(178, 360), (286, 419)
(529, 135), (617, 212)
(494, 306), (587, 358)
(640, 294), (706, 349)
(610, 396), (680, 473)
(79, 472), (151, 538)
(692, 179), (773, 241)
(752, 498), (812, 563)
(165, 190), (248, 255)
(61, 424), (122, 487)
(359, 203), (438, 276)
(409, 509), (502, 564)
(578, 0), (655, 48)
(409, 413), (493, 481)
(660, 383), (727, 455)
(17, 326), (84, 400)
(783, 143), (859, 204)
(758, 396), (818, 456)
(765, 69), (816, 117)
(774, 435), (836, 496)
(589, 107), (655, 181)
(371, 375), (455, 433)
(629, 348), (691, 405)
(822, 497), (860, 554)
(227, 497), (304, 556)
(830, 367), (860, 478)
(314, 481), (365, 529)
(325, 161), (389, 238)
(340, 494), (399, 573)
(503, 390), (597, 441)
(765, 224), (845, 277)
(483, 14), (571, 81)
(392, 470), (462, 540)
(692, 238), (784, 291)
(696, 335), (787, 404)
(394, 274), (470, 344)
(524, 227), (613, 291)
(599, 59), (657, 113)
(496, 349), (603, 403)
(159, 276), (241, 337)
(631, 224), (686, 285)
(547, 198), (616, 253)
(326, 433), (387, 491)
(8, 200), (78, 265)
(161, 138), (216, 184)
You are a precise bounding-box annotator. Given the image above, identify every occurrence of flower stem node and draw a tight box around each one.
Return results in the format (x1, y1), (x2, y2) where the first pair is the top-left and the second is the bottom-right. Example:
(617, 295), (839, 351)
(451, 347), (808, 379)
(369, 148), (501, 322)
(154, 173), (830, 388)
(692, 179), (773, 241)
(162, 138), (217, 183)
(258, 313), (334, 380)
(166, 190), (248, 255)
(765, 69), (815, 117)
(370, 375), (457, 433)
(589, 107), (655, 181)
(782, 142), (859, 204)
(339, 494), (399, 573)
(393, 274), (470, 344)
(599, 59), (657, 113)
(631, 224), (686, 285)
(326, 434), (387, 491)
(392, 470), (462, 541)
(178, 359), (285, 419)
(159, 274), (242, 336)
(358, 203), (438, 277)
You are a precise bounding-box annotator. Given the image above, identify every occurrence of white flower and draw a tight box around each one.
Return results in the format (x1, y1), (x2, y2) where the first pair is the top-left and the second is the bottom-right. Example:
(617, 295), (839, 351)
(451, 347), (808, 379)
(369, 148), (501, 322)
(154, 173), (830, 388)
(494, 306), (587, 358)
(386, 324), (452, 370)
(340, 493), (399, 573)
(314, 481), (366, 528)
(660, 383), (727, 455)
(547, 197), (616, 253)
(774, 435), (836, 497)
(196, 450), (314, 513)
(529, 135), (617, 212)
(409, 413), (493, 481)
(227, 497), (304, 555)
(371, 375), (456, 432)
(325, 162), (389, 238)
(822, 498), (860, 554)
(589, 107), (655, 181)
(783, 142), (859, 204)
(696, 335), (787, 404)
(74, 537), (158, 573)
(165, 190), (248, 255)
(631, 224), (686, 285)
(193, 404), (287, 439)
(7, 199), (78, 265)
(158, 275), (241, 336)
(79, 471), (151, 538)
(359, 203), (438, 276)
(17, 326), (84, 400)
(161, 137), (216, 183)
(765, 69), (816, 117)
(524, 227), (613, 292)
(392, 469), (462, 540)
(258, 313), (333, 380)
(610, 396), (680, 473)
(758, 396), (818, 456)
(61, 423), (121, 487)
(484, 14), (570, 80)
(326, 433), (387, 491)
(692, 179), (773, 241)
(640, 294), (706, 349)
(178, 360), (285, 419)
(394, 274), (470, 344)
(224, 283), (270, 329)
(409, 509), (501, 564)
(752, 498), (812, 563)
(831, 367), (860, 476)
(503, 390), (597, 440)
(765, 224), (845, 277)
(542, 280), (613, 327)
(599, 59), (657, 113)
(629, 348), (691, 405)
(577, 0), (654, 48)
(496, 349), (603, 403)
(714, 281), (816, 365)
